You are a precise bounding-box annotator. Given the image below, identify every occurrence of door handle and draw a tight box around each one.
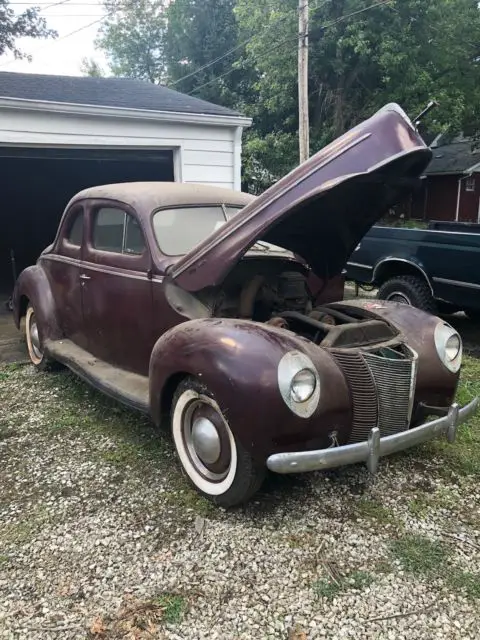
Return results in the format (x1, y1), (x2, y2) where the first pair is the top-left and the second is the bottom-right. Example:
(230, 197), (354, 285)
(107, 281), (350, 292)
(79, 274), (91, 281)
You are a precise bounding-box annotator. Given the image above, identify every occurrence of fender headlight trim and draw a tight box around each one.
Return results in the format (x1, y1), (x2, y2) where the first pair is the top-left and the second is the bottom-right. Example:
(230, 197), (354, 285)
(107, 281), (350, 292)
(278, 351), (320, 418)
(434, 322), (462, 373)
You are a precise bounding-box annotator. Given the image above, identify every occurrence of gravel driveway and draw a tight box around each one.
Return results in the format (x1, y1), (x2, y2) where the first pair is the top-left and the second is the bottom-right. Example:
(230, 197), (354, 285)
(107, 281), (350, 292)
(1, 357), (479, 640)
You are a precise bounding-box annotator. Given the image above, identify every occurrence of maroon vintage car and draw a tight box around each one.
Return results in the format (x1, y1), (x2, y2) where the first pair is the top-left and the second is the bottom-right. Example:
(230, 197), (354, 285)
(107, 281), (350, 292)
(13, 103), (478, 507)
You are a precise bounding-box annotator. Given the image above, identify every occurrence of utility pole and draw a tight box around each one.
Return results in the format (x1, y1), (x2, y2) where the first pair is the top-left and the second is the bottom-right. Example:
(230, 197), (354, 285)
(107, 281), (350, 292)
(298, 0), (309, 164)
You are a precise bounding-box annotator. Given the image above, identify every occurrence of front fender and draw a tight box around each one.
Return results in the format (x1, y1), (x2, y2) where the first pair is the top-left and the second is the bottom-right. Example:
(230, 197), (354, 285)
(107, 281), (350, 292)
(12, 266), (61, 341)
(149, 318), (351, 463)
(337, 299), (459, 406)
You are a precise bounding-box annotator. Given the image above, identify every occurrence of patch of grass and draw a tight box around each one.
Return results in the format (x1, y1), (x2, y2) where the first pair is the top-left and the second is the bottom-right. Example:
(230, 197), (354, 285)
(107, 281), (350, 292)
(153, 593), (187, 624)
(407, 497), (430, 517)
(413, 356), (480, 476)
(390, 534), (450, 574)
(354, 497), (397, 525)
(313, 570), (374, 600)
(285, 532), (313, 549)
(100, 442), (146, 466)
(1, 515), (46, 546)
(408, 487), (457, 518)
(0, 554), (9, 567)
(163, 487), (215, 517)
(446, 570), (480, 600)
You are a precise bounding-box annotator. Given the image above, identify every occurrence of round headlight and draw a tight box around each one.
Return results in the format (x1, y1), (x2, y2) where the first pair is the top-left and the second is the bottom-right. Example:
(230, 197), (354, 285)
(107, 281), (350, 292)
(445, 333), (461, 361)
(290, 368), (316, 403)
(434, 322), (462, 373)
(277, 351), (321, 418)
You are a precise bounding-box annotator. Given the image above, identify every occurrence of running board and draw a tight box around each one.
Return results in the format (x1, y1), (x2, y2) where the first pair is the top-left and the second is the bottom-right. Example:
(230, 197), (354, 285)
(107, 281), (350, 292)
(44, 339), (149, 414)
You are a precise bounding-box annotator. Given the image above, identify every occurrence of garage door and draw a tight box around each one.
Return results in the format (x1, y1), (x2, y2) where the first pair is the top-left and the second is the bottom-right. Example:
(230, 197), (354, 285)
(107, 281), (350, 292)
(0, 147), (174, 300)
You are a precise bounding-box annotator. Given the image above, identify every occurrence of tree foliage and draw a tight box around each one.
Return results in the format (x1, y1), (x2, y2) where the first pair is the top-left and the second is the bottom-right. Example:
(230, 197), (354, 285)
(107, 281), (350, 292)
(98, 0), (168, 83)
(94, 0), (480, 191)
(80, 57), (105, 77)
(0, 0), (56, 59)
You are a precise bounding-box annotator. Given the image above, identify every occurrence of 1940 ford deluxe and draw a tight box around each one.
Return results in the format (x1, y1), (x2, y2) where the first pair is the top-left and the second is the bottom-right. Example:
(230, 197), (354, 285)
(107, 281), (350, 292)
(13, 104), (478, 507)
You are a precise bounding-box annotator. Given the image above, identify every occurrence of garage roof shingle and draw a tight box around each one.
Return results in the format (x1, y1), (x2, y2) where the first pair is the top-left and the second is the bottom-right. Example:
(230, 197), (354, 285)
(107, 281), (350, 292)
(0, 71), (242, 118)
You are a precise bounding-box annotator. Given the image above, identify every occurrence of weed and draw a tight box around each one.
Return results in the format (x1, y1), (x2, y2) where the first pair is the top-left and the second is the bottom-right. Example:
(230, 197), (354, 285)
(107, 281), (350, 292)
(354, 497), (397, 525)
(390, 534), (450, 574)
(313, 570), (374, 600)
(446, 570), (480, 600)
(163, 487), (215, 517)
(154, 593), (187, 624)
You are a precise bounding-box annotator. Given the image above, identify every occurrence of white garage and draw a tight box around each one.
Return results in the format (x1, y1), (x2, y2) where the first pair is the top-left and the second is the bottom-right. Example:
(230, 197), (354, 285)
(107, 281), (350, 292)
(0, 71), (251, 297)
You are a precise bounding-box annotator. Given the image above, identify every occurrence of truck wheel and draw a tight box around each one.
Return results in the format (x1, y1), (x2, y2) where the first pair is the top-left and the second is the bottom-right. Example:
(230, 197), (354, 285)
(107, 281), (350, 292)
(171, 377), (266, 508)
(377, 276), (437, 314)
(25, 304), (57, 371)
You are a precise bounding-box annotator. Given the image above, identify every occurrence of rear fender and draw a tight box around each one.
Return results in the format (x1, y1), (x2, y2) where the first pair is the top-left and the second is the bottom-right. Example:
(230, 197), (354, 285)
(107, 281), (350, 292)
(149, 318), (351, 463)
(12, 266), (61, 341)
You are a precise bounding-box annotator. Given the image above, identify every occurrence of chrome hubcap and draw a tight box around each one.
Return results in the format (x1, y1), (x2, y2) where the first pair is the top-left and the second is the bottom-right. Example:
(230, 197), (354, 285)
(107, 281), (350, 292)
(191, 417), (221, 464)
(29, 317), (43, 359)
(182, 398), (230, 482)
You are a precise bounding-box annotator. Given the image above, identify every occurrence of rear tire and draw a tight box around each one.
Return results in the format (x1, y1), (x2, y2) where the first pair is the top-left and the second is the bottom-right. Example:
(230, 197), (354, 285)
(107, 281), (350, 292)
(377, 275), (437, 314)
(25, 305), (57, 371)
(171, 377), (265, 508)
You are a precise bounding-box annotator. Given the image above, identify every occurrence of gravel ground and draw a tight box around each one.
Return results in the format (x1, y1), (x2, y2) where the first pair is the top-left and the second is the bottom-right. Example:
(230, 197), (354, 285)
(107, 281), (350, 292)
(0, 358), (479, 640)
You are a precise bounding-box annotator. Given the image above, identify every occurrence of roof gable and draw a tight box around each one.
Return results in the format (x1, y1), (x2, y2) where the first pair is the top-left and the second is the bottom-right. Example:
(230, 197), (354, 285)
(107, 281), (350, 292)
(0, 71), (241, 118)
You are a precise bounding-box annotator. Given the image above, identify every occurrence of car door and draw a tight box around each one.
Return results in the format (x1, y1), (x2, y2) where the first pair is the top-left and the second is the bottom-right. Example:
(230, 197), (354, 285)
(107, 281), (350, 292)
(81, 201), (153, 376)
(41, 203), (88, 349)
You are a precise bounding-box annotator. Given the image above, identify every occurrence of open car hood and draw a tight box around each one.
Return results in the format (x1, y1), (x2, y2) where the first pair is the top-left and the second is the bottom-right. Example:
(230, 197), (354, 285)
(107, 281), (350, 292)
(171, 104), (432, 292)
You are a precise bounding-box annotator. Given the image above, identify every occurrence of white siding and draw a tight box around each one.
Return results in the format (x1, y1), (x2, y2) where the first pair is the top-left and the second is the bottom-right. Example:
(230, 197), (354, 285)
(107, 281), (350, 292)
(0, 106), (240, 189)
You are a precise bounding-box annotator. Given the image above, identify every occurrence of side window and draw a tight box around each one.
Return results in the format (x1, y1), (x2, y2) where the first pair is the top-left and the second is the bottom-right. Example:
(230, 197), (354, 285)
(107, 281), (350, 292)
(124, 214), (145, 255)
(93, 207), (145, 255)
(66, 209), (84, 246)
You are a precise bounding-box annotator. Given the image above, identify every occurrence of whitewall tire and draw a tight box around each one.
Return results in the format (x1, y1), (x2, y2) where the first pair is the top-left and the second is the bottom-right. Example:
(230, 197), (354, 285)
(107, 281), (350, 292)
(25, 305), (45, 367)
(171, 377), (265, 507)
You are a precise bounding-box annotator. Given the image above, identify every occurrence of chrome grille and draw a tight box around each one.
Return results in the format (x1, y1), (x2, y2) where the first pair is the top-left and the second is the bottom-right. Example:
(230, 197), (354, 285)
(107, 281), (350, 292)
(363, 351), (416, 437)
(331, 349), (416, 443)
(331, 351), (378, 443)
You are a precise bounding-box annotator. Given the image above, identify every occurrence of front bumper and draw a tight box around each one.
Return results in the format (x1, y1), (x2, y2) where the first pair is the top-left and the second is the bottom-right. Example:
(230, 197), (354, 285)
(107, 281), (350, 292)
(266, 397), (479, 474)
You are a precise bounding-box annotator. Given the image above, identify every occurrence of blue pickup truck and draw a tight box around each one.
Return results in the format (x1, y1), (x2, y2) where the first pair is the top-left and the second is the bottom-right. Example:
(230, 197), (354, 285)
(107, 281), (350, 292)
(346, 221), (480, 319)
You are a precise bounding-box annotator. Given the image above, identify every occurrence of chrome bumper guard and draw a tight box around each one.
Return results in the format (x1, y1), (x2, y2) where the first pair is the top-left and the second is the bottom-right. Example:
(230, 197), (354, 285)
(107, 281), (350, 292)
(266, 397), (479, 475)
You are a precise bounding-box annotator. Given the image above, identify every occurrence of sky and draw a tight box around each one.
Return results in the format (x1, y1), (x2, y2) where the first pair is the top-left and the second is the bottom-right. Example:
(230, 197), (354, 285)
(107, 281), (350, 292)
(1, 0), (109, 76)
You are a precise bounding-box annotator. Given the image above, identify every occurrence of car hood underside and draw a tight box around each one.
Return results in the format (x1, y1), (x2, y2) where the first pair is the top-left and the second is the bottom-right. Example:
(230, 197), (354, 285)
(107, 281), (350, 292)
(170, 104), (432, 293)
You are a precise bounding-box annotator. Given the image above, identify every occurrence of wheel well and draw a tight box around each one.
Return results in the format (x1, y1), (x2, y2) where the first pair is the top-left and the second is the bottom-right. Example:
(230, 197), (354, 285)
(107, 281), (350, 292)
(374, 260), (431, 289)
(18, 295), (29, 321)
(160, 371), (190, 419)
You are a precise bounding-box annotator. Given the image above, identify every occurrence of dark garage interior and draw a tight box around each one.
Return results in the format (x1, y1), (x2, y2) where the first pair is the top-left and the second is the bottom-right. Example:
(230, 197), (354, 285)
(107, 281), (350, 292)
(0, 147), (174, 305)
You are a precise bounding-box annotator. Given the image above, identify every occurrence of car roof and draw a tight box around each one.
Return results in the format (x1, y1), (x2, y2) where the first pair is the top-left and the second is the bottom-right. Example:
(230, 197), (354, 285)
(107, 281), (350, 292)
(67, 182), (255, 214)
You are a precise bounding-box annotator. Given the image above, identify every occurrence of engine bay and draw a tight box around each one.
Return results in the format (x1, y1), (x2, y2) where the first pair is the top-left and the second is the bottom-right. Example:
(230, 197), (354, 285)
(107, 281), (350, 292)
(196, 258), (399, 349)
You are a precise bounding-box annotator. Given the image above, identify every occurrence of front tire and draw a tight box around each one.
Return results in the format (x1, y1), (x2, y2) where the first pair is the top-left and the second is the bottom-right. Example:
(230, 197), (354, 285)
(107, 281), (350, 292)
(171, 377), (265, 508)
(377, 275), (437, 314)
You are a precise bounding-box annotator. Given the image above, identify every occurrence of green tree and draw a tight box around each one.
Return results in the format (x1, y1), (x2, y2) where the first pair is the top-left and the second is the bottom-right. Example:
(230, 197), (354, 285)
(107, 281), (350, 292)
(0, 0), (56, 59)
(93, 0), (480, 191)
(236, 0), (480, 186)
(165, 0), (246, 108)
(97, 0), (168, 83)
(80, 57), (105, 77)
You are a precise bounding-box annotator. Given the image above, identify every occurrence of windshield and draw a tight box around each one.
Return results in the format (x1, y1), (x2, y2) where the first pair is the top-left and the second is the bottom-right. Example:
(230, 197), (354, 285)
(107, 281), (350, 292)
(152, 205), (243, 256)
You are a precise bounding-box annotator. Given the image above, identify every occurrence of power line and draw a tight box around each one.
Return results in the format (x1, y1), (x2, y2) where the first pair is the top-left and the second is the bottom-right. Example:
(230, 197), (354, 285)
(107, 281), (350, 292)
(188, 0), (393, 96)
(8, 1), (101, 4)
(38, 0), (77, 11)
(0, 15), (108, 68)
(170, 0), (330, 89)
